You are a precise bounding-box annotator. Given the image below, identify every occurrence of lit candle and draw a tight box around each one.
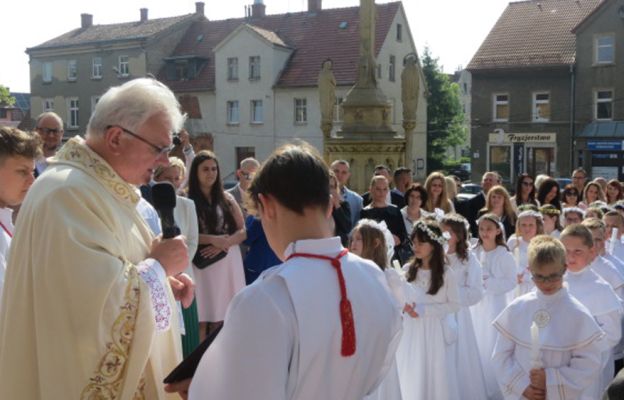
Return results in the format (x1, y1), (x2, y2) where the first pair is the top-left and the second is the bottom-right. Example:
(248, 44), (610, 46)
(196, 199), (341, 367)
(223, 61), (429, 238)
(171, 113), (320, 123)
(530, 321), (542, 369)
(392, 260), (402, 272)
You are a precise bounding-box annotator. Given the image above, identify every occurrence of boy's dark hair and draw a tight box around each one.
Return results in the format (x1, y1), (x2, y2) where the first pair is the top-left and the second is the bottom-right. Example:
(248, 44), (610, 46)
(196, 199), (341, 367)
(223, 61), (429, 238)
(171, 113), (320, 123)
(248, 142), (330, 215)
(0, 127), (42, 163)
(393, 167), (411, 180)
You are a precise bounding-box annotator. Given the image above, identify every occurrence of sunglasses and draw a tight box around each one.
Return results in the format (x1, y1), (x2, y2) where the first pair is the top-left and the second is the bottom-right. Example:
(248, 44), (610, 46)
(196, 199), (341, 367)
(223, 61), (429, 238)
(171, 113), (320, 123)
(531, 269), (565, 283)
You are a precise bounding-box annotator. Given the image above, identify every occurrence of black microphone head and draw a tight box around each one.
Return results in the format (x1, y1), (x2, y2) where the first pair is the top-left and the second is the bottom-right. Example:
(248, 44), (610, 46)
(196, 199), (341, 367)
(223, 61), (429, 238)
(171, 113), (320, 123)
(151, 182), (177, 210)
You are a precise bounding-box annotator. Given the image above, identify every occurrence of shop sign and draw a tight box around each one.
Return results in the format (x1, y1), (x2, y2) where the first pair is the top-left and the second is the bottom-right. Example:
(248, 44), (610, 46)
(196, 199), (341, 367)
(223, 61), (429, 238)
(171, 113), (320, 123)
(587, 141), (624, 151)
(488, 133), (556, 143)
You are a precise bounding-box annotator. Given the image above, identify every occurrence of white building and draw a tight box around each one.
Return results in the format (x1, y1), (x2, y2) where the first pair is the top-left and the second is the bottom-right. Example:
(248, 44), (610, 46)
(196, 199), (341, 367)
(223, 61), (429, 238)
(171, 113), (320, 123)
(161, 0), (427, 183)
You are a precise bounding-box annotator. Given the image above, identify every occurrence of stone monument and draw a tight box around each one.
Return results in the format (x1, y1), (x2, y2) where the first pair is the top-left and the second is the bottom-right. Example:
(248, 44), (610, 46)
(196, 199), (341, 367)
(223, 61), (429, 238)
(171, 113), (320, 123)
(322, 0), (407, 194)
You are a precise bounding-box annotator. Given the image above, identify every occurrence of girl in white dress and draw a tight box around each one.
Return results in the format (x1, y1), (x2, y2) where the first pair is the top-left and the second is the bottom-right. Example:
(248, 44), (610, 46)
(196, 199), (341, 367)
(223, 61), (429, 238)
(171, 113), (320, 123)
(350, 219), (403, 400)
(440, 213), (488, 400)
(396, 219), (461, 400)
(539, 204), (562, 238)
(470, 213), (517, 400)
(507, 209), (544, 299)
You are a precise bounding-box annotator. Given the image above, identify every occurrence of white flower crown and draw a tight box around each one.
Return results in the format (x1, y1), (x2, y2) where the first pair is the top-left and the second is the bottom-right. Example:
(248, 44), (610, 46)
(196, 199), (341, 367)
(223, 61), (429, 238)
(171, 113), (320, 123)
(517, 210), (543, 221)
(414, 220), (450, 245)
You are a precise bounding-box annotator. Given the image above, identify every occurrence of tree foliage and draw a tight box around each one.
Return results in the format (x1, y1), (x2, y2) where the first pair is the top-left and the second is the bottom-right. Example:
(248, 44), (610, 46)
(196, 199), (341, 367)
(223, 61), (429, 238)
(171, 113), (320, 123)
(0, 85), (15, 107)
(422, 47), (466, 172)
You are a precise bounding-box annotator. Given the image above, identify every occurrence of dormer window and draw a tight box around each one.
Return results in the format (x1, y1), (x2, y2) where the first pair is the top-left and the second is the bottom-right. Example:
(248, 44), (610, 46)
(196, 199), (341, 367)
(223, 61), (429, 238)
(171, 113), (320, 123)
(165, 56), (207, 81)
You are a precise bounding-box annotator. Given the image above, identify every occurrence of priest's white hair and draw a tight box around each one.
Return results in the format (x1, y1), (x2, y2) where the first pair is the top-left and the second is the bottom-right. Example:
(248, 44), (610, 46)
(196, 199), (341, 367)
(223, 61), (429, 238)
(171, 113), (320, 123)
(86, 77), (186, 137)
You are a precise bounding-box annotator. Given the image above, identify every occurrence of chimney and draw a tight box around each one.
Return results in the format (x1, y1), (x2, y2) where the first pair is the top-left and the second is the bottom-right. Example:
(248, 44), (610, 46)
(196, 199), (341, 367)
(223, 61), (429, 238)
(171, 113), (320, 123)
(195, 2), (205, 16)
(251, 0), (266, 18)
(308, 0), (322, 12)
(81, 13), (93, 29)
(140, 8), (148, 22)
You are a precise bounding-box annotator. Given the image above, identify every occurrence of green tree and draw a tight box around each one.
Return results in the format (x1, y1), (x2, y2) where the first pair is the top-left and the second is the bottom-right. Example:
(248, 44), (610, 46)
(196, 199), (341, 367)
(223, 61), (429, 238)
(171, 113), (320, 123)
(421, 47), (466, 172)
(0, 85), (15, 107)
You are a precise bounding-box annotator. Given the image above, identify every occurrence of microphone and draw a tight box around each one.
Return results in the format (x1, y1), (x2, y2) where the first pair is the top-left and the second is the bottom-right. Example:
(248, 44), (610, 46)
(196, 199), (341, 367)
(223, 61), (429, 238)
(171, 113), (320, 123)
(151, 182), (181, 239)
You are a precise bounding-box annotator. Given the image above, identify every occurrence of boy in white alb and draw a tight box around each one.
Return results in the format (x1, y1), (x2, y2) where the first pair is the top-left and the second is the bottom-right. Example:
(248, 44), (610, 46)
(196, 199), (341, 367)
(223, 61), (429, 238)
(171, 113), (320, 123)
(561, 224), (623, 398)
(0, 128), (40, 310)
(605, 211), (624, 262)
(492, 235), (604, 400)
(170, 143), (403, 400)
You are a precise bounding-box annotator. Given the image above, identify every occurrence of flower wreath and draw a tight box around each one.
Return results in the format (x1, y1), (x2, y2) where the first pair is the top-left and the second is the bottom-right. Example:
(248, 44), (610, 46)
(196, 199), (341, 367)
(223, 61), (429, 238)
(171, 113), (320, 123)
(414, 220), (450, 246)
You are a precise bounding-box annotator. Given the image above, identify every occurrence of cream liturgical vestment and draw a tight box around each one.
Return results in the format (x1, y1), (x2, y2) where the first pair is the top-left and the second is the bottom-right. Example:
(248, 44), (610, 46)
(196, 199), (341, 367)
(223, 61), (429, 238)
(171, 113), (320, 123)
(0, 137), (181, 399)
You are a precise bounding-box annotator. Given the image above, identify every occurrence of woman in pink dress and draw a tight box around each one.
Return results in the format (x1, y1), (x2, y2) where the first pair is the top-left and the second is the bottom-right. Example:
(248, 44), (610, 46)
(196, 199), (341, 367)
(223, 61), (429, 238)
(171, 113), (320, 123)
(188, 150), (246, 341)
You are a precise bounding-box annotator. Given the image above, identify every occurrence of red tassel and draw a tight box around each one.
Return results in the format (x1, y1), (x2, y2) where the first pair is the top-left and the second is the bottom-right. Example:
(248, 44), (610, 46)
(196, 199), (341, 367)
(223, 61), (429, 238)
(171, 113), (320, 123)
(287, 248), (357, 357)
(340, 299), (356, 356)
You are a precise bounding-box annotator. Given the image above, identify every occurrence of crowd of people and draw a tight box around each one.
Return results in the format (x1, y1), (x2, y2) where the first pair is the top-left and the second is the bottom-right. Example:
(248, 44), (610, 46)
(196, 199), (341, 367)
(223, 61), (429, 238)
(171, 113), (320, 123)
(2, 76), (624, 399)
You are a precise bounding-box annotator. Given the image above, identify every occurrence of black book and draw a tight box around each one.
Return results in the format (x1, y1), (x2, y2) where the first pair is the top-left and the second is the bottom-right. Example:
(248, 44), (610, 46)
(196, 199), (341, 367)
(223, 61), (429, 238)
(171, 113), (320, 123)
(163, 325), (222, 384)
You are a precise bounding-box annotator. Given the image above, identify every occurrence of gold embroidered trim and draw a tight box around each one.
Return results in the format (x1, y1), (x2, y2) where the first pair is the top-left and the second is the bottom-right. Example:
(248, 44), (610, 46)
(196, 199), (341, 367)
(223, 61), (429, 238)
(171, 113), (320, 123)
(80, 266), (141, 400)
(54, 137), (140, 205)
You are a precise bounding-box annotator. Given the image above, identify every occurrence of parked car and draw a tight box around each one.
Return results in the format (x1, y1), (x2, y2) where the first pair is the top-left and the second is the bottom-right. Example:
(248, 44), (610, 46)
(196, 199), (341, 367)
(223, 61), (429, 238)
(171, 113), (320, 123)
(449, 163), (471, 182)
(457, 182), (481, 201)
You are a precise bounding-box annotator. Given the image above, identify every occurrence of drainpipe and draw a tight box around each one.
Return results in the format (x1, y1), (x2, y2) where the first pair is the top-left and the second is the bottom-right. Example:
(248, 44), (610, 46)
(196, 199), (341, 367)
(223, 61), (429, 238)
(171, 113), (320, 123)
(569, 63), (576, 173)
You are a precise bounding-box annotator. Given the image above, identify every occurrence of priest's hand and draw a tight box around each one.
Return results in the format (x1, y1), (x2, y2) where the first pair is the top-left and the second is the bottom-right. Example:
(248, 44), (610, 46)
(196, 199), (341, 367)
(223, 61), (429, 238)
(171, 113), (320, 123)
(150, 235), (189, 276)
(530, 368), (546, 391)
(164, 378), (191, 400)
(169, 273), (195, 308)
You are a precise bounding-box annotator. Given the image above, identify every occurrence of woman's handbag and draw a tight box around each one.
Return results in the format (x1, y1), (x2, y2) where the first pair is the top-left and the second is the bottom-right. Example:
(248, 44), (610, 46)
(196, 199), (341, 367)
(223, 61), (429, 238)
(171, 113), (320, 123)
(193, 245), (227, 269)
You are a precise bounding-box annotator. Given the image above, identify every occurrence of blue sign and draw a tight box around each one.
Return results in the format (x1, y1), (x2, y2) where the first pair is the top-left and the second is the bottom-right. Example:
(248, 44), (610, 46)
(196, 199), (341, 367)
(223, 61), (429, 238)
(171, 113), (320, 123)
(588, 141), (623, 151)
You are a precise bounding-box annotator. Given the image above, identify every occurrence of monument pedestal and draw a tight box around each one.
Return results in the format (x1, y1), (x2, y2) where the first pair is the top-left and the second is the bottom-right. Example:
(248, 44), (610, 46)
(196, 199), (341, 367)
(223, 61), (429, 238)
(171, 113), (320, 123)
(324, 134), (406, 194)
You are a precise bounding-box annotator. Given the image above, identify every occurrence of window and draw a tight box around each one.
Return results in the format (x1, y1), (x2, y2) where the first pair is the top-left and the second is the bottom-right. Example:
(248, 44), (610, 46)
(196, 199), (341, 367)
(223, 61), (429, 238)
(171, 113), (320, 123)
(489, 145), (512, 184)
(42, 62), (53, 83)
(294, 98), (307, 124)
(389, 55), (396, 82)
(92, 57), (102, 79)
(493, 93), (509, 122)
(249, 56), (260, 80)
(226, 100), (239, 124)
(377, 64), (382, 79)
(396, 24), (403, 41)
(334, 97), (344, 123)
(118, 55), (129, 77)
(165, 58), (206, 81)
(91, 96), (100, 114)
(236, 147), (255, 170)
(227, 57), (239, 80)
(595, 35), (615, 64)
(595, 89), (613, 120)
(250, 100), (263, 124)
(67, 98), (79, 129)
(532, 92), (550, 122)
(42, 98), (54, 112)
(67, 60), (77, 81)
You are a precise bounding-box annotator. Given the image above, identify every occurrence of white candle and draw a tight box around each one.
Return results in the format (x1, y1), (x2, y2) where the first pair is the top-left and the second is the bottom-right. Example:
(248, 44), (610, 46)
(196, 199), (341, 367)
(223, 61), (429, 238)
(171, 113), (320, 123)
(530, 321), (542, 369)
(392, 260), (402, 272)
(609, 228), (619, 254)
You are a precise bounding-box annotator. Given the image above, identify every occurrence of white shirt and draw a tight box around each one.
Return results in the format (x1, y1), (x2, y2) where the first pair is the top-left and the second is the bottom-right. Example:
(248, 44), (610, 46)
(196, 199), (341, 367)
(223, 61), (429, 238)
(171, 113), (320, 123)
(189, 237), (403, 400)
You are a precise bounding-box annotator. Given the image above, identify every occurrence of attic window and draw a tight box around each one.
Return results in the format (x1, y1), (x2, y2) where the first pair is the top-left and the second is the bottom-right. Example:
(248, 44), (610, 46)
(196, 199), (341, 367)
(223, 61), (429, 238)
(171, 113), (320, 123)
(339, 21), (348, 29)
(165, 57), (207, 81)
(196, 34), (204, 43)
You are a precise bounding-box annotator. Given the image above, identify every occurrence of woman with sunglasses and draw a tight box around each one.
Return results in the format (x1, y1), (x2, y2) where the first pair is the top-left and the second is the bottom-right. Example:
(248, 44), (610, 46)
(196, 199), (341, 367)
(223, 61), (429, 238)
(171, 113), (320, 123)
(510, 173), (537, 212)
(561, 184), (581, 209)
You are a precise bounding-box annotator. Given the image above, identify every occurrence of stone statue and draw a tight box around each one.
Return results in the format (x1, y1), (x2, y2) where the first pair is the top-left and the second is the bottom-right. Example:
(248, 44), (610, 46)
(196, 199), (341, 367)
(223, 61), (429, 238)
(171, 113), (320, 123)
(401, 54), (420, 133)
(356, 0), (377, 88)
(318, 59), (336, 138)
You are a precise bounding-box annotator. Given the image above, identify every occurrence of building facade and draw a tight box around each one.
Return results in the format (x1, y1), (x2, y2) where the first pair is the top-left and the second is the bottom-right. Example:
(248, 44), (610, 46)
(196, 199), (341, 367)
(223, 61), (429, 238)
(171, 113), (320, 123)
(161, 0), (427, 182)
(26, 5), (203, 134)
(468, 0), (600, 186)
(573, 0), (624, 180)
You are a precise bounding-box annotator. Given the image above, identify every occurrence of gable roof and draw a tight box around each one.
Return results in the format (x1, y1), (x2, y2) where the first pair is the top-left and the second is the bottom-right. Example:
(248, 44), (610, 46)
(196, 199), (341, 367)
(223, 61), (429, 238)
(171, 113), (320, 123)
(468, 0), (601, 71)
(159, 2), (401, 92)
(27, 14), (196, 52)
(572, 0), (613, 32)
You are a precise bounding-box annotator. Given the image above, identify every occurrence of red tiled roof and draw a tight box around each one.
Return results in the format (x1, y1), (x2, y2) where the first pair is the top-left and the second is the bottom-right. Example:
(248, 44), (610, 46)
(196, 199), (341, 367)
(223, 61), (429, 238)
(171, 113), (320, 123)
(27, 14), (196, 52)
(160, 2), (401, 91)
(467, 0), (601, 71)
